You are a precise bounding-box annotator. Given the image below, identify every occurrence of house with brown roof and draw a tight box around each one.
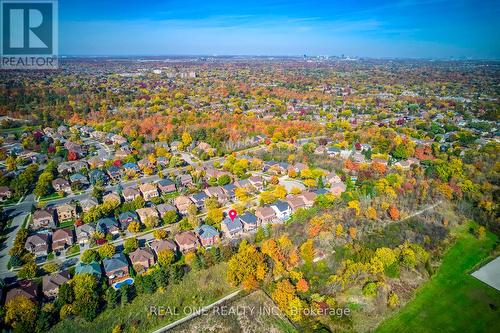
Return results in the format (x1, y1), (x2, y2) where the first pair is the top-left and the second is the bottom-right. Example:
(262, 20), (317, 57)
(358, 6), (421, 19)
(129, 247), (156, 273)
(42, 270), (71, 299)
(330, 182), (346, 196)
(248, 176), (265, 191)
(204, 186), (228, 204)
(32, 209), (56, 230)
(149, 239), (177, 256)
(103, 192), (121, 205)
(139, 183), (159, 201)
(286, 195), (307, 211)
(52, 228), (74, 252)
(255, 206), (277, 225)
(136, 207), (159, 224)
(174, 195), (192, 215)
(79, 197), (99, 213)
(25, 233), (50, 257)
(87, 156), (105, 169)
(157, 178), (176, 194)
(174, 231), (199, 253)
(52, 178), (71, 193)
(177, 174), (193, 187)
(298, 191), (317, 208)
(122, 187), (141, 201)
(56, 203), (77, 222)
(5, 280), (38, 304)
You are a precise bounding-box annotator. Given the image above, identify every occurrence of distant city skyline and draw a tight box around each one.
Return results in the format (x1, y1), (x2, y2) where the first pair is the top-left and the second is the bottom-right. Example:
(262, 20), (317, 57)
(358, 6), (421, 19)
(59, 0), (500, 59)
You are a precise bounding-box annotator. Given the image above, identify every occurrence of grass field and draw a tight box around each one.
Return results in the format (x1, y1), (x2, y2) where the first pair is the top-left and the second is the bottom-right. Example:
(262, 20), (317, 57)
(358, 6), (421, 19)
(376, 221), (500, 333)
(170, 290), (297, 333)
(51, 262), (237, 333)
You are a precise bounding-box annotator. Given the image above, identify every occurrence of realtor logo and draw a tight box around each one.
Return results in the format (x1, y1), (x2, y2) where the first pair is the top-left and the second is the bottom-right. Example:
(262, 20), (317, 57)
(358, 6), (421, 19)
(1, 0), (58, 69)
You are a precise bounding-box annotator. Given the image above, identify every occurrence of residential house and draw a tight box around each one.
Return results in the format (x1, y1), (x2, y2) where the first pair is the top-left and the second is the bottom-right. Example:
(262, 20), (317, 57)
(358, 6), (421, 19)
(155, 203), (177, 219)
(52, 178), (71, 193)
(96, 217), (121, 235)
(139, 183), (159, 201)
(271, 201), (292, 222)
(157, 178), (176, 194)
(56, 203), (77, 222)
(79, 197), (99, 213)
(32, 209), (56, 230)
(195, 224), (220, 247)
(204, 186), (228, 204)
(111, 134), (127, 145)
(103, 192), (121, 205)
(286, 195), (307, 211)
(325, 172), (342, 186)
(222, 184), (236, 200)
(107, 165), (122, 180)
(149, 239), (177, 256)
(87, 157), (105, 169)
(76, 223), (95, 246)
(123, 162), (140, 175)
(52, 228), (74, 252)
(330, 182), (346, 196)
(136, 207), (159, 224)
(177, 174), (193, 187)
(234, 178), (252, 189)
(0, 186), (12, 201)
(5, 280), (38, 304)
(174, 231), (199, 252)
(25, 233), (50, 257)
(248, 176), (265, 191)
(174, 195), (192, 215)
(189, 191), (208, 209)
(122, 187), (140, 201)
(89, 169), (108, 185)
(298, 191), (317, 208)
(239, 211), (258, 231)
(42, 270), (71, 299)
(103, 253), (129, 283)
(69, 173), (89, 186)
(129, 247), (156, 273)
(118, 211), (139, 230)
(255, 206), (277, 225)
(137, 157), (155, 170)
(221, 217), (243, 238)
(75, 261), (102, 278)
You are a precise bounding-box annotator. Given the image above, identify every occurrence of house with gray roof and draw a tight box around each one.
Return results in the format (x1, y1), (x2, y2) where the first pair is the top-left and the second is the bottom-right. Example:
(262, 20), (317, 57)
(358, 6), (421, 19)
(195, 224), (220, 247)
(221, 216), (243, 238)
(103, 253), (129, 283)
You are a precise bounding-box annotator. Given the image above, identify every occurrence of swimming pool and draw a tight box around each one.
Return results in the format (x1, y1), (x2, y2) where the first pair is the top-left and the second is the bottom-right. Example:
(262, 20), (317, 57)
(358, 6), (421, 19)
(112, 278), (134, 289)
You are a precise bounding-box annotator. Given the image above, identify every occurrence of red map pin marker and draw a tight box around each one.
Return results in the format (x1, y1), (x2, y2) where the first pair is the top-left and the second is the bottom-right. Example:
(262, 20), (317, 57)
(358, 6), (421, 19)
(228, 209), (237, 221)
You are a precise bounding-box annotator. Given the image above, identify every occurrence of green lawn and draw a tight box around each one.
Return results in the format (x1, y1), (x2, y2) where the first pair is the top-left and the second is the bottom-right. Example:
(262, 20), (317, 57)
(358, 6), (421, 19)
(51, 262), (237, 333)
(39, 192), (64, 202)
(376, 221), (500, 333)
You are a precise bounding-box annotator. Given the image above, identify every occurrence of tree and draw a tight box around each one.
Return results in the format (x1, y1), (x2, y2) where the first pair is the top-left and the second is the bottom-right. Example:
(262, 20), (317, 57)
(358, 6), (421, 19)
(56, 283), (74, 307)
(235, 187), (249, 202)
(300, 240), (315, 265)
(153, 229), (167, 240)
(206, 208), (223, 226)
(105, 287), (120, 309)
(387, 292), (400, 308)
(18, 260), (37, 279)
(73, 274), (100, 321)
(92, 182), (105, 202)
(271, 279), (304, 322)
(42, 261), (60, 274)
(4, 296), (38, 331)
(162, 210), (179, 225)
(365, 206), (378, 220)
(123, 238), (139, 253)
(217, 174), (231, 186)
(227, 243), (267, 290)
(388, 205), (400, 220)
(98, 243), (115, 258)
(144, 216), (159, 229)
(127, 221), (141, 233)
(157, 249), (175, 267)
(81, 249), (100, 264)
(296, 278), (309, 293)
(181, 132), (192, 147)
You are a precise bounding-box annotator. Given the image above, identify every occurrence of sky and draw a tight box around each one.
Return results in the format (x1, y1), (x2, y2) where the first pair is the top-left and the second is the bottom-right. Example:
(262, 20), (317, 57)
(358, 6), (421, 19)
(58, 0), (500, 59)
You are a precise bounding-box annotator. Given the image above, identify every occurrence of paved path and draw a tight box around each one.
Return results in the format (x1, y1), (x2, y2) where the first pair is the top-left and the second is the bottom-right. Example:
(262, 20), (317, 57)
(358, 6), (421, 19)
(150, 290), (241, 333)
(0, 194), (34, 280)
